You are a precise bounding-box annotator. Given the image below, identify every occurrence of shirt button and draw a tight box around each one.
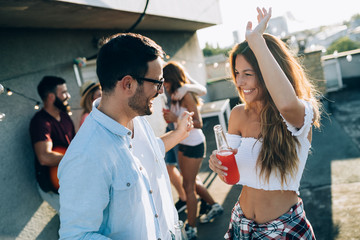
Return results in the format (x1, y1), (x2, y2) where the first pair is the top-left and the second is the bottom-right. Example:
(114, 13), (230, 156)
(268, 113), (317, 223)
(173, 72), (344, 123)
(127, 132), (131, 136)
(126, 183), (131, 187)
(129, 144), (132, 148)
(155, 214), (159, 218)
(158, 238), (161, 240)
(149, 189), (153, 194)
(139, 166), (143, 171)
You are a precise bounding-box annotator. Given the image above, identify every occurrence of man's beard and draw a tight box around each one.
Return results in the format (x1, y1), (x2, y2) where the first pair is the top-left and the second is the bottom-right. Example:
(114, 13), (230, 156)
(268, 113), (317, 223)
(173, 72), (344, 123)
(128, 85), (158, 116)
(54, 96), (71, 113)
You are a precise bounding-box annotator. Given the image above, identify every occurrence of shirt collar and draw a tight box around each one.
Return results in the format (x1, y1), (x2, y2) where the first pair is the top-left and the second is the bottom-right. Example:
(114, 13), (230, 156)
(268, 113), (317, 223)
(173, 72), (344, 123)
(91, 98), (132, 137)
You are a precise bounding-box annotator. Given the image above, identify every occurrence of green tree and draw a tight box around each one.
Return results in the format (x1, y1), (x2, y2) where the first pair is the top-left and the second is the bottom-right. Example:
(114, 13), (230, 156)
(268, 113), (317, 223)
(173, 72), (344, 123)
(326, 36), (360, 54)
(202, 42), (232, 57)
(351, 13), (360, 21)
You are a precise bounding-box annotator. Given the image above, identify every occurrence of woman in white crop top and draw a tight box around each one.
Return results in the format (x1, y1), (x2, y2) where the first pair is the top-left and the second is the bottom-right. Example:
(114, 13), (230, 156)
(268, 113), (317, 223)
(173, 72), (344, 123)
(209, 8), (322, 239)
(163, 62), (223, 239)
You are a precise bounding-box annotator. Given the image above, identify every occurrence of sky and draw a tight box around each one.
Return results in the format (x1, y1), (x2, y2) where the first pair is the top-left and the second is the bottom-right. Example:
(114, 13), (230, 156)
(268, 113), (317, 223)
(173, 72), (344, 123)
(197, 0), (360, 48)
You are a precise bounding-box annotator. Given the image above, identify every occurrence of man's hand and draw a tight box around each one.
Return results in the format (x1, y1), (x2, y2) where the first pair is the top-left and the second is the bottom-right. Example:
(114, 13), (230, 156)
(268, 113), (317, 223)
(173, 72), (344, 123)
(176, 111), (194, 137)
(160, 111), (194, 152)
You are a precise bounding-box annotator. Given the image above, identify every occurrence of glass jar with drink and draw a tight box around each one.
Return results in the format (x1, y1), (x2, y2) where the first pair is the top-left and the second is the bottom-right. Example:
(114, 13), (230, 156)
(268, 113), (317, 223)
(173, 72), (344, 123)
(213, 124), (240, 185)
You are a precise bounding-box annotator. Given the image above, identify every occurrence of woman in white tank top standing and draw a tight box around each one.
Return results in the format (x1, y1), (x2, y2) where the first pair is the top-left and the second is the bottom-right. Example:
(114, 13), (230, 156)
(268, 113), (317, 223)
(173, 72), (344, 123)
(163, 62), (223, 240)
(209, 8), (321, 239)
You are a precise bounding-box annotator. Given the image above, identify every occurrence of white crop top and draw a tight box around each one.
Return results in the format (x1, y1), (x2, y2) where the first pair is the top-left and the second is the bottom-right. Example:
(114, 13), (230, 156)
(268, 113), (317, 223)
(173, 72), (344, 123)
(226, 99), (314, 195)
(171, 102), (205, 146)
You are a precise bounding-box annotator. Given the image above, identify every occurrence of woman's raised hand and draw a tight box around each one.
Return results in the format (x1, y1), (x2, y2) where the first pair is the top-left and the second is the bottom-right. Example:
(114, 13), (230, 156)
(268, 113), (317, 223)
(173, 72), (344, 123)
(245, 7), (272, 44)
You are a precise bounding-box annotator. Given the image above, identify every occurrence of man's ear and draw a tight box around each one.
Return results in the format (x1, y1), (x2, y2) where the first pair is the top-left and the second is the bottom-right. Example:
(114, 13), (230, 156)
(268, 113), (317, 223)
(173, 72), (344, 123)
(47, 92), (56, 103)
(117, 75), (135, 92)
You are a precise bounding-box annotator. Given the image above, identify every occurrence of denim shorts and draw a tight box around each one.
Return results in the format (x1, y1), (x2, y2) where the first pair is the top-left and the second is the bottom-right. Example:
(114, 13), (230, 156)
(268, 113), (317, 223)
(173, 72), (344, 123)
(165, 145), (179, 165)
(178, 142), (206, 158)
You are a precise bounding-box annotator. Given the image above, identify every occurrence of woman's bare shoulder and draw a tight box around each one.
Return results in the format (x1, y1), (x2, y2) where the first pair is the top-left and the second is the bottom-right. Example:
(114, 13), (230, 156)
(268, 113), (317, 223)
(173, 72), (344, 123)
(181, 92), (196, 104)
(231, 104), (248, 120)
(228, 104), (247, 135)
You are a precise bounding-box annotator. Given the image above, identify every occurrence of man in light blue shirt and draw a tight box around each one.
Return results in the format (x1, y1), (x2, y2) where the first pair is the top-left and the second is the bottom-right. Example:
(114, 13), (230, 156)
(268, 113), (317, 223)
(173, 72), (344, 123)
(58, 33), (194, 240)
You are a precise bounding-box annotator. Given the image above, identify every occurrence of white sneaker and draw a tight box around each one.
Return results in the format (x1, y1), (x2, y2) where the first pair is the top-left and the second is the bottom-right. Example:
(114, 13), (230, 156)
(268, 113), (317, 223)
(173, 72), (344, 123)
(199, 203), (223, 223)
(185, 224), (197, 240)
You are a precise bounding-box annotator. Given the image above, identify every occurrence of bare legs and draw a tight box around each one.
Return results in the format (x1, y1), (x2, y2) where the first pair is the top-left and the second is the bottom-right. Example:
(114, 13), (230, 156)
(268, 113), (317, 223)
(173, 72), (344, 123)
(178, 151), (202, 227)
(178, 151), (217, 227)
(166, 149), (217, 226)
(166, 164), (187, 201)
(195, 176), (215, 206)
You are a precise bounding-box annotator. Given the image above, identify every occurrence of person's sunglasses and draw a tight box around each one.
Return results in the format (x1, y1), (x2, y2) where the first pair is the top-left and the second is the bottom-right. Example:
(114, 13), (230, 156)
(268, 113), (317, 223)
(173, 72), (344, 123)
(136, 77), (164, 92)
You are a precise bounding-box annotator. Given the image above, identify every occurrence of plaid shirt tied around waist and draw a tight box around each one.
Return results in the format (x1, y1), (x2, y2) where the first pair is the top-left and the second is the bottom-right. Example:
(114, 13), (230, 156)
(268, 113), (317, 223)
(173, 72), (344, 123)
(224, 199), (316, 240)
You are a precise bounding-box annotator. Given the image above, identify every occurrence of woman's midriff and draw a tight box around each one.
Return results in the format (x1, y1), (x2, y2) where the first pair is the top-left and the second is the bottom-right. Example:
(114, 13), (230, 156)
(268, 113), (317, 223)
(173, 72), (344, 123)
(238, 186), (299, 224)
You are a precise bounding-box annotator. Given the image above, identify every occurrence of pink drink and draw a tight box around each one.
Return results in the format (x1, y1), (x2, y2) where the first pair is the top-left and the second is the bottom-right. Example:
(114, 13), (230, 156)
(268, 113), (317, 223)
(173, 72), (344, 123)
(216, 150), (239, 185)
(162, 108), (170, 123)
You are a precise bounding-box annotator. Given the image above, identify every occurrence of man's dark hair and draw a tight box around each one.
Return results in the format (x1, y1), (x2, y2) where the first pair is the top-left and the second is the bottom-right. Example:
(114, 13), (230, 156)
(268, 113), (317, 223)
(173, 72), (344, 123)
(37, 76), (66, 101)
(96, 33), (164, 92)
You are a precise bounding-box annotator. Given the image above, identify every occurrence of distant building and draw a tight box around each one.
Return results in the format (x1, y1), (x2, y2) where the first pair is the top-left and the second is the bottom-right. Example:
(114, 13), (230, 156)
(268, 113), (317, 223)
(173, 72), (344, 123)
(267, 16), (289, 38)
(349, 26), (360, 42)
(233, 30), (240, 44)
(205, 54), (230, 81)
(307, 25), (348, 51)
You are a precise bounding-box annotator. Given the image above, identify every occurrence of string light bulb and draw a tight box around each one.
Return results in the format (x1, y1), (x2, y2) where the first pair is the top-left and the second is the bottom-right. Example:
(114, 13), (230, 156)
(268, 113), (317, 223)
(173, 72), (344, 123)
(333, 50), (338, 58)
(34, 102), (40, 110)
(6, 88), (13, 96)
(0, 84), (4, 95)
(3, 86), (41, 111)
(346, 54), (352, 62)
(0, 112), (5, 122)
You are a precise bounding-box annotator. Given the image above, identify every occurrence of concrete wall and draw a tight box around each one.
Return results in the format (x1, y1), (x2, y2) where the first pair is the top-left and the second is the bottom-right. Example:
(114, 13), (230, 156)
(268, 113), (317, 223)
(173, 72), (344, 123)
(301, 50), (327, 94)
(142, 31), (208, 136)
(58, 0), (222, 26)
(205, 54), (230, 81)
(0, 28), (206, 239)
(206, 79), (238, 101)
(322, 48), (360, 91)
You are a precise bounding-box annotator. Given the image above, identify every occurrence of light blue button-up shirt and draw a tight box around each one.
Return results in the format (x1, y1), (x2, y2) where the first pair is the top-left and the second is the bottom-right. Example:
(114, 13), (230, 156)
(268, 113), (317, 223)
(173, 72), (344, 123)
(58, 99), (166, 239)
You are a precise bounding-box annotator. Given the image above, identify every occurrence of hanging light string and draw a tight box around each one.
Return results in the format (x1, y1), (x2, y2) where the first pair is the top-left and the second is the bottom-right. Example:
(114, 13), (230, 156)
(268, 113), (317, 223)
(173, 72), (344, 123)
(0, 53), (225, 110)
(1, 84), (41, 109)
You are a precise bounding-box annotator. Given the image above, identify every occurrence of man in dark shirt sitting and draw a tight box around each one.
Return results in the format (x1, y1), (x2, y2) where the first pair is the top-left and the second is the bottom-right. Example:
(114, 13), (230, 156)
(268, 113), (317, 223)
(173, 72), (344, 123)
(29, 76), (75, 212)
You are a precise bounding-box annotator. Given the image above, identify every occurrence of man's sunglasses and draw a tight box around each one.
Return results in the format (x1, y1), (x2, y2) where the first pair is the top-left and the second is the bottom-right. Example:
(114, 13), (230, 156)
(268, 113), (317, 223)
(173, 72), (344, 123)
(136, 77), (164, 92)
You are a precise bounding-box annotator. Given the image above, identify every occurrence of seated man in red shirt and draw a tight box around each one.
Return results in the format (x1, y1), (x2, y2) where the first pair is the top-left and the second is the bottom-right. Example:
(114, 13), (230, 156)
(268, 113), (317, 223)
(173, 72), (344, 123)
(29, 76), (75, 212)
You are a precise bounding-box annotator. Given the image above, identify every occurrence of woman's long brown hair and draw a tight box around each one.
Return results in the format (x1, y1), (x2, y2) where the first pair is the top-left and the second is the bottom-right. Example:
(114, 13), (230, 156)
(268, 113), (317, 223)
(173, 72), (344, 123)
(81, 86), (100, 115)
(229, 34), (321, 186)
(163, 61), (200, 106)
